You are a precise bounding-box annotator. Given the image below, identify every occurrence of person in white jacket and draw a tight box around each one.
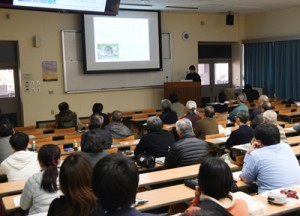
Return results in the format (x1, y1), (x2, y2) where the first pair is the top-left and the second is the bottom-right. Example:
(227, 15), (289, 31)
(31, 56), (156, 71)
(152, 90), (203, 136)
(0, 132), (40, 181)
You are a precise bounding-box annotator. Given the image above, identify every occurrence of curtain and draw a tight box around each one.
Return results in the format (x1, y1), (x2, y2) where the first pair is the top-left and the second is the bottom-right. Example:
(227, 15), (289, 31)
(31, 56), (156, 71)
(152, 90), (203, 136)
(274, 40), (300, 99)
(244, 42), (274, 97)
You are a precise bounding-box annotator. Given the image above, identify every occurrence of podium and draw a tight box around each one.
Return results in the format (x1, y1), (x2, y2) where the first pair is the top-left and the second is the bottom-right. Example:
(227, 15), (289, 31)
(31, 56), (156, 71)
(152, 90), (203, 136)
(164, 82), (202, 107)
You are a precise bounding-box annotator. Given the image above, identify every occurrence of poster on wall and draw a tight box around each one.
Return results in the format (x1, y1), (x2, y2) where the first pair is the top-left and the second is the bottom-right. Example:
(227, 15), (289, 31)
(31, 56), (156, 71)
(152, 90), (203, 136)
(42, 61), (58, 81)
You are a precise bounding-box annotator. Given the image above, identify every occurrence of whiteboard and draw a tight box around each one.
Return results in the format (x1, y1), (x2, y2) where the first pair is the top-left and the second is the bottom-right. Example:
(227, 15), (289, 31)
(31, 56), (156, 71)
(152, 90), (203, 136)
(62, 30), (172, 93)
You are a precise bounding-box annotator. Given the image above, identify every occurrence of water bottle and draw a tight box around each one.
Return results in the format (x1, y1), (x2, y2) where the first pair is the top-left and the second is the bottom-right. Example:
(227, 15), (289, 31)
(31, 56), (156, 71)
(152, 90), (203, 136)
(224, 155), (230, 165)
(32, 141), (36, 152)
(73, 140), (78, 151)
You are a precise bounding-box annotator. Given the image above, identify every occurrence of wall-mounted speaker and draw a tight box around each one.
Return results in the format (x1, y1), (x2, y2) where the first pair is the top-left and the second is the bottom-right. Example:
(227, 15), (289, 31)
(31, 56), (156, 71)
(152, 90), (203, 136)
(226, 14), (234, 25)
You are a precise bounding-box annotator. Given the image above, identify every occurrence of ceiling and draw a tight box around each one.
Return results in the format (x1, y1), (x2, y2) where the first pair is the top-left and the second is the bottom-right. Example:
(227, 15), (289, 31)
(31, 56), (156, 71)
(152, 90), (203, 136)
(119, 0), (300, 15)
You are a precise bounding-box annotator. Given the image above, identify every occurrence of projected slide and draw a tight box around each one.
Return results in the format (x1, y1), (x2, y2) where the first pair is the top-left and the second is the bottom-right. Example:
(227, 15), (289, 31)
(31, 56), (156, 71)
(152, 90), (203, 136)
(13, 0), (106, 12)
(94, 18), (150, 62)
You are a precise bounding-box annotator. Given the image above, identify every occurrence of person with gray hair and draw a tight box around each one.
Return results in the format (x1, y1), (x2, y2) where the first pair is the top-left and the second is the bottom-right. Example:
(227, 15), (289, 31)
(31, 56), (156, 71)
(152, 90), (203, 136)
(81, 114), (112, 150)
(229, 93), (249, 122)
(263, 110), (287, 142)
(250, 95), (270, 120)
(165, 118), (208, 169)
(134, 116), (175, 158)
(104, 110), (133, 139)
(184, 100), (201, 128)
(159, 99), (178, 124)
(225, 110), (254, 161)
(194, 106), (219, 139)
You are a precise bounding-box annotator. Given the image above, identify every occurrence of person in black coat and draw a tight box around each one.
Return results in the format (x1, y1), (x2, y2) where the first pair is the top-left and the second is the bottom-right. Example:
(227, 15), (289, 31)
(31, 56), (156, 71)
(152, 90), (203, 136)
(185, 65), (201, 82)
(91, 103), (109, 129)
(165, 118), (208, 168)
(81, 114), (112, 150)
(134, 116), (175, 158)
(159, 99), (178, 124)
(225, 110), (254, 161)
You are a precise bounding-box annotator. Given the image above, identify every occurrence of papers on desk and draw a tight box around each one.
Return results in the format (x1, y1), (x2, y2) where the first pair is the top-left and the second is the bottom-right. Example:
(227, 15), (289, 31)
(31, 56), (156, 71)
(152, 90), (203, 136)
(232, 171), (242, 181)
(218, 125), (232, 136)
(213, 137), (229, 142)
(155, 157), (165, 165)
(28, 135), (36, 139)
(13, 195), (21, 207)
(232, 143), (251, 152)
(286, 127), (296, 131)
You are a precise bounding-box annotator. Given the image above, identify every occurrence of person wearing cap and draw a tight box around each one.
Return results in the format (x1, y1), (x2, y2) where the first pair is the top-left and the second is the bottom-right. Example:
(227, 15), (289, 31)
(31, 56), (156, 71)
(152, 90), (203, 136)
(194, 106), (219, 140)
(184, 100), (201, 128)
(229, 93), (248, 122)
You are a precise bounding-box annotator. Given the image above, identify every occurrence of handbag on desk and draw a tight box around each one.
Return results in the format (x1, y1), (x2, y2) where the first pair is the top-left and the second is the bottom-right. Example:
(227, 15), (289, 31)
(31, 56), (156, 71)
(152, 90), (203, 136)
(136, 154), (156, 168)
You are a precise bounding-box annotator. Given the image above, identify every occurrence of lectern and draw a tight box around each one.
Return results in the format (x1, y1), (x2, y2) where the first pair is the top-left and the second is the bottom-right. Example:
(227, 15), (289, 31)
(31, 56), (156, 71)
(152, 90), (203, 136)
(164, 82), (202, 107)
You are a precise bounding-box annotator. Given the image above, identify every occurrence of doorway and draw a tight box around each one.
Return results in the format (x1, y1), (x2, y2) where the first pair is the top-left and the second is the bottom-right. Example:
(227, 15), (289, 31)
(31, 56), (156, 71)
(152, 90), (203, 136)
(198, 59), (232, 103)
(0, 42), (22, 126)
(198, 43), (233, 106)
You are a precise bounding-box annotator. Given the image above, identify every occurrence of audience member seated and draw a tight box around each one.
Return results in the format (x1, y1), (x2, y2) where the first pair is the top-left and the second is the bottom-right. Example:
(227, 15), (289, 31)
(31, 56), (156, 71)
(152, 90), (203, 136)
(250, 102), (273, 129)
(165, 118), (208, 169)
(104, 110), (133, 138)
(48, 153), (102, 216)
(184, 157), (249, 216)
(134, 116), (175, 158)
(0, 118), (14, 163)
(92, 154), (155, 216)
(243, 84), (259, 103)
(213, 92), (229, 113)
(0, 132), (40, 181)
(81, 131), (109, 167)
(240, 123), (300, 194)
(159, 99), (178, 124)
(55, 102), (82, 129)
(169, 93), (185, 117)
(184, 100), (201, 128)
(263, 110), (287, 142)
(92, 103), (109, 129)
(82, 114), (112, 150)
(229, 93), (248, 122)
(249, 95), (269, 120)
(20, 144), (61, 214)
(225, 110), (254, 161)
(194, 106), (219, 139)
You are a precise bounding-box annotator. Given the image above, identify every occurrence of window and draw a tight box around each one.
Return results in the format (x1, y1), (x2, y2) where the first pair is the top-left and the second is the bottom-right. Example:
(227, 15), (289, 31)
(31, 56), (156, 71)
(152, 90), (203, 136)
(0, 69), (15, 98)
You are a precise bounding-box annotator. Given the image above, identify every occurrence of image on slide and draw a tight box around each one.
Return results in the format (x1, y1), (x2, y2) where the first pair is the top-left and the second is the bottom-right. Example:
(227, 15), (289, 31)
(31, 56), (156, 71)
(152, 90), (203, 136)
(97, 43), (119, 60)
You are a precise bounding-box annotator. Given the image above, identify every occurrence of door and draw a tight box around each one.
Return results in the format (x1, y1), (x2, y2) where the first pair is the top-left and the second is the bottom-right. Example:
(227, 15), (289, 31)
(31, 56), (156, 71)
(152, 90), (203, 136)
(198, 59), (232, 104)
(0, 41), (22, 126)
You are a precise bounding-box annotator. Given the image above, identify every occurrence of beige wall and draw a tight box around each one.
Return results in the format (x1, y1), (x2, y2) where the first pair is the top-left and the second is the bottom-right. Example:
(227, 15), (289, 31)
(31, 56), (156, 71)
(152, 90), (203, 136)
(244, 6), (300, 40)
(0, 9), (244, 125)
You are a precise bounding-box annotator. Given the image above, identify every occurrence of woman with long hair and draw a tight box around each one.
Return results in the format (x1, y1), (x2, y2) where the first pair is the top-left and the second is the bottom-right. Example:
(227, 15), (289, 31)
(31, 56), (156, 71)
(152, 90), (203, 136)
(48, 153), (102, 216)
(20, 144), (61, 214)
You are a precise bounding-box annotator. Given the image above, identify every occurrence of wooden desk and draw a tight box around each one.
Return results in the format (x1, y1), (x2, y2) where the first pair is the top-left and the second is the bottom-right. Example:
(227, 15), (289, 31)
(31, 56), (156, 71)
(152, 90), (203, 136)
(205, 137), (229, 156)
(287, 136), (300, 146)
(253, 187), (300, 216)
(139, 163), (240, 187)
(0, 180), (25, 197)
(292, 145), (300, 156)
(136, 184), (194, 211)
(278, 112), (300, 123)
(2, 194), (20, 214)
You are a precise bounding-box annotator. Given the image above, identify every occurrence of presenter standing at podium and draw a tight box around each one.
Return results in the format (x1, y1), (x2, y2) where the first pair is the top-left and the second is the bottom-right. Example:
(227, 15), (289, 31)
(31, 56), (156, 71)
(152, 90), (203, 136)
(185, 65), (201, 82)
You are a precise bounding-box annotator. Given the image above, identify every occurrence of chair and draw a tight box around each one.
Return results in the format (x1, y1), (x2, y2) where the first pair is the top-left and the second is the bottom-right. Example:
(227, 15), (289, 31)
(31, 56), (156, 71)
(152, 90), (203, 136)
(15, 125), (36, 131)
(64, 134), (82, 140)
(104, 147), (118, 154)
(131, 113), (148, 119)
(26, 130), (44, 136)
(112, 135), (135, 143)
(205, 133), (225, 140)
(31, 136), (53, 143)
(142, 109), (156, 114)
(54, 127), (76, 134)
